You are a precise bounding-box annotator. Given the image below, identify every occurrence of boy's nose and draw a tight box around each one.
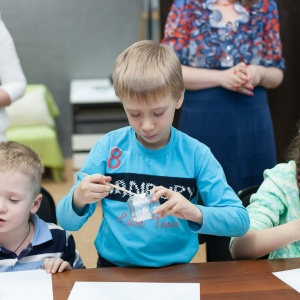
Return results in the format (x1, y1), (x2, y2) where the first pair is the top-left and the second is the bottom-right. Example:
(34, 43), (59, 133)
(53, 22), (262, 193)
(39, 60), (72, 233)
(142, 119), (154, 132)
(0, 200), (6, 213)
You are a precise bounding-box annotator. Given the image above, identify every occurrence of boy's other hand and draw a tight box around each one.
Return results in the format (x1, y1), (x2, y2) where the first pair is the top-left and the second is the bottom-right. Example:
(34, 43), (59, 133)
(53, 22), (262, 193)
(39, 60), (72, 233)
(151, 186), (203, 224)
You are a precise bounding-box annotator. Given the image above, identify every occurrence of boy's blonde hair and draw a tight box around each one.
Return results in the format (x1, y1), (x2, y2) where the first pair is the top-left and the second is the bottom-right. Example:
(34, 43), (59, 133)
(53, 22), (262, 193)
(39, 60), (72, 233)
(113, 40), (184, 103)
(0, 141), (44, 197)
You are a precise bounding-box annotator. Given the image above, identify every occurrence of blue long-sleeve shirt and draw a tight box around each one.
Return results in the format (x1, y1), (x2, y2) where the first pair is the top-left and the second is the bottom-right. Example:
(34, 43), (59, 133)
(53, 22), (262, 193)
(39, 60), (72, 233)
(57, 126), (249, 267)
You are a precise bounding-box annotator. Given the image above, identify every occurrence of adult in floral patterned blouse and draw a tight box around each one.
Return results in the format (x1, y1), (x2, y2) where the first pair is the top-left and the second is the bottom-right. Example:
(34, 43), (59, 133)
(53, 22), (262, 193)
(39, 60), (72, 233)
(161, 0), (285, 194)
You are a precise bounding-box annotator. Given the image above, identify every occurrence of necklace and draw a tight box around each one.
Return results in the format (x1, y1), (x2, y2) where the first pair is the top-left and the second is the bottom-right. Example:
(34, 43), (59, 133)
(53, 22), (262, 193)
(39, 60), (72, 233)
(14, 223), (30, 253)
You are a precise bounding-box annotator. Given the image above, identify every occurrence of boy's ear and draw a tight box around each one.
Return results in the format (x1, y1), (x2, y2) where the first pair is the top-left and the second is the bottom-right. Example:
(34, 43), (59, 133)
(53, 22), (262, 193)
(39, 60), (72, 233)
(31, 193), (42, 214)
(175, 90), (185, 109)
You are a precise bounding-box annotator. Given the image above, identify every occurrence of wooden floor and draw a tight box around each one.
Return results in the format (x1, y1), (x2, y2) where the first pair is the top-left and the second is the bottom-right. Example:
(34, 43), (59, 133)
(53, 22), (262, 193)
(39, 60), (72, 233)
(42, 159), (206, 268)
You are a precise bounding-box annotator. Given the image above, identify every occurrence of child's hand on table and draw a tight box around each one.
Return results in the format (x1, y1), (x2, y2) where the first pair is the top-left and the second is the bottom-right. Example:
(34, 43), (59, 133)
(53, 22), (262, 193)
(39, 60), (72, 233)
(44, 258), (72, 273)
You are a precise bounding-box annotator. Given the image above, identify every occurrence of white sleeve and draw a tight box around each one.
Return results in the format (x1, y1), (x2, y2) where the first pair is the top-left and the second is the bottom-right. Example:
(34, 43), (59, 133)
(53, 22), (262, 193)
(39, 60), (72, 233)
(0, 18), (26, 102)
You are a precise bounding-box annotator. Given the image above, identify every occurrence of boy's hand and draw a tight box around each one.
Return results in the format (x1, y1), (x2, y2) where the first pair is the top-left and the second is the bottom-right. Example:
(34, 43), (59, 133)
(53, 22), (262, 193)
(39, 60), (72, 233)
(44, 258), (72, 273)
(151, 186), (203, 224)
(73, 174), (112, 208)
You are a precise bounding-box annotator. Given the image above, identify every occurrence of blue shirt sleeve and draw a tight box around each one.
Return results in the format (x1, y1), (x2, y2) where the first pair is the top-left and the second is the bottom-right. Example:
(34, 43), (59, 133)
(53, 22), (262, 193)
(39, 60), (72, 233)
(189, 147), (250, 236)
(56, 184), (97, 231)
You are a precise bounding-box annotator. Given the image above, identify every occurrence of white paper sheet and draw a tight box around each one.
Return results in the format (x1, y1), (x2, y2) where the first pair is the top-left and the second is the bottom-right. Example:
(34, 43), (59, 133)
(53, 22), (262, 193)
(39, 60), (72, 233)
(0, 269), (53, 300)
(273, 268), (300, 293)
(68, 281), (200, 300)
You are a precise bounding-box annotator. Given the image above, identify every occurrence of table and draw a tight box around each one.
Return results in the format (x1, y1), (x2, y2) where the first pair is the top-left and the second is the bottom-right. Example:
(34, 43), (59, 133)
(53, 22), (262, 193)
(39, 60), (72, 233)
(52, 259), (300, 299)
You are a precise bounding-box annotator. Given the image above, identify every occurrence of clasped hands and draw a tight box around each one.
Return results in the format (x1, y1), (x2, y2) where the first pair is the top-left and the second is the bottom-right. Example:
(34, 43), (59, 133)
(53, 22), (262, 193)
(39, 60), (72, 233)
(221, 62), (263, 96)
(74, 174), (203, 224)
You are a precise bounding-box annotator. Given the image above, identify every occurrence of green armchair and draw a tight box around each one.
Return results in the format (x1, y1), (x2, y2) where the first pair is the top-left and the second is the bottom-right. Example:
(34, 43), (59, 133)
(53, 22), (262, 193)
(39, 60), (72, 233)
(6, 84), (64, 182)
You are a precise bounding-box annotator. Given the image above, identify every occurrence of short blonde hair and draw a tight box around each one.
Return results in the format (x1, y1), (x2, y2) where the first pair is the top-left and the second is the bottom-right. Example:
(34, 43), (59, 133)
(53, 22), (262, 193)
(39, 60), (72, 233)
(0, 141), (44, 197)
(113, 40), (184, 103)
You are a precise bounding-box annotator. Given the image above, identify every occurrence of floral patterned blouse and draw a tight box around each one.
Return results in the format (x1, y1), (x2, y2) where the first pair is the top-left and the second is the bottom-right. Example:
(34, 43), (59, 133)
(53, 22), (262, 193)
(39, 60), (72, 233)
(161, 0), (285, 70)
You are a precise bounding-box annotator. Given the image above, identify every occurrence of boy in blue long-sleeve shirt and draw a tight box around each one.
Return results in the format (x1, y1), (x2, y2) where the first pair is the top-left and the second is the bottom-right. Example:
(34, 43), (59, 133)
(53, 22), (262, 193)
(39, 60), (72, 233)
(57, 40), (249, 268)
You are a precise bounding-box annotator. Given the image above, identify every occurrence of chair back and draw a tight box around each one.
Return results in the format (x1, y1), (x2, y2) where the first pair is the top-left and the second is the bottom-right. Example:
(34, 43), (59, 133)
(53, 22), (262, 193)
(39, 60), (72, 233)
(237, 185), (260, 208)
(36, 186), (57, 224)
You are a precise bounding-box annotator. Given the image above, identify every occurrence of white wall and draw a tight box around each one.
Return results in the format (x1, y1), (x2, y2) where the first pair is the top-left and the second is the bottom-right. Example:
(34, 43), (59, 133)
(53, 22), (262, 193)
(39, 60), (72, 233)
(1, 0), (143, 157)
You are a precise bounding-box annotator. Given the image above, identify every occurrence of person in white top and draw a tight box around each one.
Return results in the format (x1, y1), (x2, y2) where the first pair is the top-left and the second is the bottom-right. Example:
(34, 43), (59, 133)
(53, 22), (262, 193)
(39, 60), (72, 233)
(0, 16), (26, 141)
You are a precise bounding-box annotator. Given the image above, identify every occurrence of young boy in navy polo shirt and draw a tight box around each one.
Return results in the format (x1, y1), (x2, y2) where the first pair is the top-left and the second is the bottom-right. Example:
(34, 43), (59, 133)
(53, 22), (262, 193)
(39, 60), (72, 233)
(0, 141), (84, 272)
